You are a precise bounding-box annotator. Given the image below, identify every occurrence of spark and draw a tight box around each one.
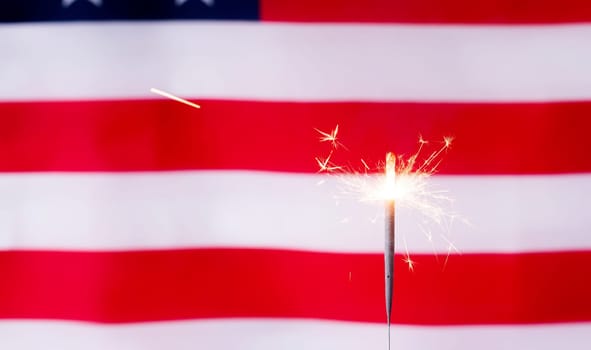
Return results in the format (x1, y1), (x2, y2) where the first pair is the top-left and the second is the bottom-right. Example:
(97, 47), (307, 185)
(403, 237), (415, 272)
(315, 126), (460, 266)
(403, 256), (415, 271)
(150, 88), (201, 109)
(315, 125), (347, 149)
(360, 159), (370, 171)
(315, 151), (342, 172)
(315, 125), (339, 146)
(440, 233), (461, 270)
(444, 136), (454, 148)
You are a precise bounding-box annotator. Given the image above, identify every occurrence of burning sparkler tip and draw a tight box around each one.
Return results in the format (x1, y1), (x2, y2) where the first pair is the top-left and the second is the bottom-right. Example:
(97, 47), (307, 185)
(386, 152), (395, 162)
(385, 152), (396, 173)
(384, 152), (397, 199)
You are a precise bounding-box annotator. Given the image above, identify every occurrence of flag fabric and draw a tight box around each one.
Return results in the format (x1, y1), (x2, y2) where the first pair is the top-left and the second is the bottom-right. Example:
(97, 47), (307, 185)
(1, 1), (591, 349)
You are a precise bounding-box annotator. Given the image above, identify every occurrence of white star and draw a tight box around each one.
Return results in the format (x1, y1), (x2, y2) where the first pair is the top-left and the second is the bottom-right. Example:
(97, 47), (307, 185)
(176, 0), (215, 6)
(63, 0), (102, 7)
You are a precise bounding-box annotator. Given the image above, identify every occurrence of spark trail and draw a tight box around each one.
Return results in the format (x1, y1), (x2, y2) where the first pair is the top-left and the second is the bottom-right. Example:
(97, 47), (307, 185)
(150, 88), (201, 109)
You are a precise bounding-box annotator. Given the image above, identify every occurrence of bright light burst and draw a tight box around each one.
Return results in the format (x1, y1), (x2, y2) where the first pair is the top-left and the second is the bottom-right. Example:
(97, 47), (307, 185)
(315, 126), (460, 269)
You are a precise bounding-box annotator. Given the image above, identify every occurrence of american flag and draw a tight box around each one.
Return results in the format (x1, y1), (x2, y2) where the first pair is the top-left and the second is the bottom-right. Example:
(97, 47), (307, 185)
(1, 1), (590, 349)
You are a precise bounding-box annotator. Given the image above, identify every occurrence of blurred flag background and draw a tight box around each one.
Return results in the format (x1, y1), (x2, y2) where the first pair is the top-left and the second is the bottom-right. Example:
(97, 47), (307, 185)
(1, 1), (590, 349)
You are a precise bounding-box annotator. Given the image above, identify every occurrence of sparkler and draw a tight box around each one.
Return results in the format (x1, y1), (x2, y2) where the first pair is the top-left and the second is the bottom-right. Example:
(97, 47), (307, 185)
(384, 152), (396, 350)
(315, 126), (457, 350)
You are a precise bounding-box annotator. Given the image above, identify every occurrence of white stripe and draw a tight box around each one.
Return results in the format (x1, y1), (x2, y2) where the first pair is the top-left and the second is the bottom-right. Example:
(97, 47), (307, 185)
(0, 172), (588, 253)
(1, 22), (591, 101)
(0, 319), (589, 350)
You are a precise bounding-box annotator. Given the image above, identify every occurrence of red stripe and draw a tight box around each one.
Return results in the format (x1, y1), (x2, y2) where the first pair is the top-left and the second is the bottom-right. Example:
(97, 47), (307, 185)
(1, 99), (590, 174)
(0, 249), (589, 325)
(261, 0), (591, 24)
